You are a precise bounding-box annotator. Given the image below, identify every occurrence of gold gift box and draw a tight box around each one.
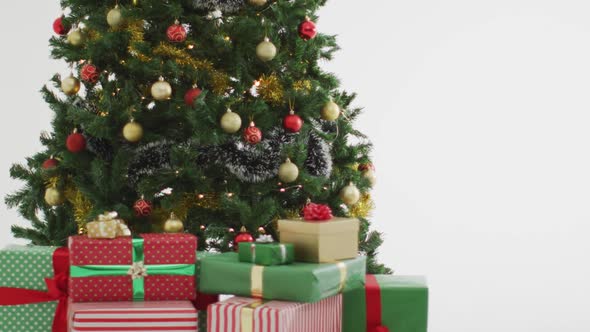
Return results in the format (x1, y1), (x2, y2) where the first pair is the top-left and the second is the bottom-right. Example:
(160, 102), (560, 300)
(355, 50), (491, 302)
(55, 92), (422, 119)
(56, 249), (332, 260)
(278, 218), (360, 263)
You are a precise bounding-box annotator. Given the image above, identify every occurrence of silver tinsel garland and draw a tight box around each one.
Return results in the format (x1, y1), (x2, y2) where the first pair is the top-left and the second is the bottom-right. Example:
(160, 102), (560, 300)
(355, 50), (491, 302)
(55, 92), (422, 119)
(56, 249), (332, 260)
(193, 0), (244, 13)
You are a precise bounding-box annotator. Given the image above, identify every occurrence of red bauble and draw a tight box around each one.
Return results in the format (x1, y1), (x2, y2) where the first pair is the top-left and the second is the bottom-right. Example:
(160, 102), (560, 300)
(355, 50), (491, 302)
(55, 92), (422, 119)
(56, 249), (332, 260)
(243, 122), (262, 145)
(283, 111), (303, 133)
(133, 198), (153, 217)
(167, 23), (187, 43)
(80, 64), (99, 84)
(66, 132), (86, 153)
(233, 226), (255, 251)
(303, 203), (333, 221)
(358, 163), (376, 172)
(184, 86), (202, 106)
(42, 158), (59, 169)
(53, 17), (70, 35)
(298, 18), (317, 40)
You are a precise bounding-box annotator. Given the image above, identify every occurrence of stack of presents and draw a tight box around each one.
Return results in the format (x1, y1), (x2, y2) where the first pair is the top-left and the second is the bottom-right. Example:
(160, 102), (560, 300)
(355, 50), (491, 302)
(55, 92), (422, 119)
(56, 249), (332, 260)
(0, 207), (428, 332)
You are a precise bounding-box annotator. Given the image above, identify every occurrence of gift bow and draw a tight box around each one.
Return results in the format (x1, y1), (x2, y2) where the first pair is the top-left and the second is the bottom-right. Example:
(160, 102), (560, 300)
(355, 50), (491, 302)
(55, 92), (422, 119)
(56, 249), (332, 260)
(256, 235), (273, 243)
(96, 211), (131, 237)
(128, 261), (148, 279)
(0, 247), (70, 332)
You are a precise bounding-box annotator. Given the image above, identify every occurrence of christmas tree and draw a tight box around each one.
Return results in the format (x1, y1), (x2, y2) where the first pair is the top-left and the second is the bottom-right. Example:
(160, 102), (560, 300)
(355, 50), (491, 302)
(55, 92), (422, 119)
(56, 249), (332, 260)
(5, 0), (389, 273)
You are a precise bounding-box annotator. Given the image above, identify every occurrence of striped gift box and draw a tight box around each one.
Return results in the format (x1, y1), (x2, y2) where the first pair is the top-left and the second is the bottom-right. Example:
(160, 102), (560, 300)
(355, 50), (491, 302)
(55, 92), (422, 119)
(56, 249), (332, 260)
(69, 300), (198, 332)
(207, 295), (342, 332)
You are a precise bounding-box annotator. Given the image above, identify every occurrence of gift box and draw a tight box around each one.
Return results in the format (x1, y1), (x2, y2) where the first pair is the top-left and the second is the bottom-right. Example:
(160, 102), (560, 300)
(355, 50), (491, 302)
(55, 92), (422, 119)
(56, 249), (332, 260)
(208, 295), (342, 332)
(278, 217), (359, 263)
(0, 245), (69, 332)
(238, 241), (295, 266)
(69, 300), (199, 332)
(69, 233), (197, 302)
(198, 252), (365, 303)
(343, 275), (428, 332)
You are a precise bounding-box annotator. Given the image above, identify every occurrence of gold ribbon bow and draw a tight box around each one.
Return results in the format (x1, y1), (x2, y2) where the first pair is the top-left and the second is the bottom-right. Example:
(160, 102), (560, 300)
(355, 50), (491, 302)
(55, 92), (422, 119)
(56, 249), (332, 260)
(87, 211), (131, 239)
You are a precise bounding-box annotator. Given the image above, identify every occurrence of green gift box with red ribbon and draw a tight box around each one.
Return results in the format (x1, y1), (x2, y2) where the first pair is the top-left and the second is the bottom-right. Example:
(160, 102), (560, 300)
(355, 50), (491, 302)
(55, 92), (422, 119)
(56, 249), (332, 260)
(68, 233), (197, 302)
(0, 245), (70, 332)
(343, 275), (429, 332)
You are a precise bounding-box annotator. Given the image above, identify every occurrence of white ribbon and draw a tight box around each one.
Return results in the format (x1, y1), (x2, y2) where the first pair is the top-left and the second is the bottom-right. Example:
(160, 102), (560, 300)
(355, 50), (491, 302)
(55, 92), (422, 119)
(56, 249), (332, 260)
(256, 235), (274, 243)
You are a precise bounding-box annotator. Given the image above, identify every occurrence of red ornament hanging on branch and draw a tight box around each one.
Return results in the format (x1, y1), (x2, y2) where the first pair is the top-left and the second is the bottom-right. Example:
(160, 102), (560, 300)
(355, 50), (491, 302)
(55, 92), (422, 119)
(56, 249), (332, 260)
(53, 16), (70, 35)
(184, 84), (202, 106)
(244, 121), (262, 145)
(298, 17), (317, 40)
(42, 156), (59, 169)
(233, 226), (254, 251)
(80, 63), (99, 84)
(66, 129), (86, 153)
(283, 109), (303, 133)
(167, 20), (187, 43)
(133, 197), (152, 217)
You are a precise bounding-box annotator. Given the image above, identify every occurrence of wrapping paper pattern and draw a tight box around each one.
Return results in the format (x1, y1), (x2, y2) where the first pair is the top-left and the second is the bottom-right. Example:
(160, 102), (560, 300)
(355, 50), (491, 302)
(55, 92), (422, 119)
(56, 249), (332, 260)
(0, 246), (60, 332)
(69, 234), (197, 302)
(70, 300), (199, 332)
(199, 253), (365, 303)
(208, 295), (342, 332)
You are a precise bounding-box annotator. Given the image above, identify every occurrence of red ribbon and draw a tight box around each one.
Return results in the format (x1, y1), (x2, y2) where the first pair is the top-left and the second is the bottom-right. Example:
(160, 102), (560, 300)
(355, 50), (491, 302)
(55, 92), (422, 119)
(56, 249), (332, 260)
(193, 293), (220, 311)
(0, 247), (69, 332)
(366, 274), (390, 332)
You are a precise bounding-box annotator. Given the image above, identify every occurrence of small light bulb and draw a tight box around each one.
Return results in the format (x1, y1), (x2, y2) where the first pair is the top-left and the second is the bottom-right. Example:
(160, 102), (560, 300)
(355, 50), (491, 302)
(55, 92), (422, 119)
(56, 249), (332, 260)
(198, 194), (205, 199)
(227, 192), (234, 198)
(187, 44), (195, 49)
(228, 228), (235, 233)
(200, 225), (206, 230)
(280, 188), (286, 193)
(224, 36), (231, 41)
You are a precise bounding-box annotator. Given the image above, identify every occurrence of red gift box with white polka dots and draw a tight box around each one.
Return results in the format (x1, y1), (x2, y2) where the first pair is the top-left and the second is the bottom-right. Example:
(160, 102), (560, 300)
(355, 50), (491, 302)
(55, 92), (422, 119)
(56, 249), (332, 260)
(68, 233), (197, 302)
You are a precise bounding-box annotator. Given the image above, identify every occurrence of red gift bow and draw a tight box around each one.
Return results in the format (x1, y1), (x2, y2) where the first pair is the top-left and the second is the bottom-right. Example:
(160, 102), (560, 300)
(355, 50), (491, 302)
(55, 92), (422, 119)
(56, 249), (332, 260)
(366, 274), (390, 332)
(0, 247), (69, 332)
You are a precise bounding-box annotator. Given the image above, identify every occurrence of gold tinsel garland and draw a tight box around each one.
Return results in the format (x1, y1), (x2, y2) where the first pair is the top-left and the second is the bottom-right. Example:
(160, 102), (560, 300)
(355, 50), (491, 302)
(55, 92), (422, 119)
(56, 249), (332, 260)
(349, 193), (374, 219)
(126, 22), (229, 94)
(257, 74), (284, 105)
(292, 80), (312, 94)
(64, 186), (93, 234)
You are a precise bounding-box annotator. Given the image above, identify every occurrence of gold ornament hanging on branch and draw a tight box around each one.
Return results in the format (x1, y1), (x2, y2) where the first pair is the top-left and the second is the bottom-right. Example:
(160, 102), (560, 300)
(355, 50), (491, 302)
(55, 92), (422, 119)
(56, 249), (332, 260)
(257, 74), (284, 105)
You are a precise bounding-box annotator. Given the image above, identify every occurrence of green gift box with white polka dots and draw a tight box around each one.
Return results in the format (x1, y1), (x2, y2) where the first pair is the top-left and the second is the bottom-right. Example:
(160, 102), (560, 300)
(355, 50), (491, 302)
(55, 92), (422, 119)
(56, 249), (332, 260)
(0, 245), (60, 332)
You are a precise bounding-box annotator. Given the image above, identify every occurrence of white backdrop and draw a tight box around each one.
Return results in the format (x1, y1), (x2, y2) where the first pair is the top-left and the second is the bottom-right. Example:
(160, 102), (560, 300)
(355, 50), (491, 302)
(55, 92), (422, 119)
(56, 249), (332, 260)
(2, 1), (590, 331)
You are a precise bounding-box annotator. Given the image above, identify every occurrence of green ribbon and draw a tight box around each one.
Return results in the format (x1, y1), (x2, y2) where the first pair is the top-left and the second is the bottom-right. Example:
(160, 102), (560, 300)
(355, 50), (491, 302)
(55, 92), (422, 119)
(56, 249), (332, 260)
(70, 238), (195, 301)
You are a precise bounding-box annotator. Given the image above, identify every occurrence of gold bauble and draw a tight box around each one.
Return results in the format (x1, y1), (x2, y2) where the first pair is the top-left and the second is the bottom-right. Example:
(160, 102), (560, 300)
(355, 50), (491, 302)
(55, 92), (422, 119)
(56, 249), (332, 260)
(256, 37), (277, 62)
(164, 212), (184, 233)
(151, 76), (172, 101)
(321, 100), (341, 121)
(45, 187), (65, 206)
(123, 120), (143, 143)
(363, 169), (377, 186)
(339, 182), (361, 205)
(248, 0), (267, 6)
(278, 158), (299, 183)
(67, 29), (85, 46)
(220, 109), (242, 134)
(107, 6), (124, 29)
(61, 75), (81, 96)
